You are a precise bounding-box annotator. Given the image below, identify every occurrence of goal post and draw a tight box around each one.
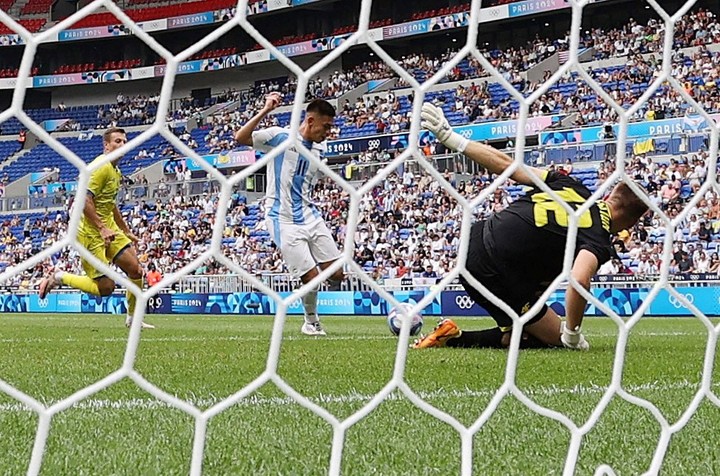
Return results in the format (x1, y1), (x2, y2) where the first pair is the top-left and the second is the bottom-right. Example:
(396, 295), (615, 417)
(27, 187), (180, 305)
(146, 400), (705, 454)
(0, 0), (717, 474)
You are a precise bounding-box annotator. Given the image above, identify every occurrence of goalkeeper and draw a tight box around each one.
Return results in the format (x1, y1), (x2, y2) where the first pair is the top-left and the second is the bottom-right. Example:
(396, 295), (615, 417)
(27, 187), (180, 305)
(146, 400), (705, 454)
(414, 103), (647, 351)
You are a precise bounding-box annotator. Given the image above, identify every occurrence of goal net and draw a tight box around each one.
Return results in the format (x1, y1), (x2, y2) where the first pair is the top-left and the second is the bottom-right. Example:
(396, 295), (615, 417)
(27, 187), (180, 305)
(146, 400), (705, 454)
(0, 0), (718, 474)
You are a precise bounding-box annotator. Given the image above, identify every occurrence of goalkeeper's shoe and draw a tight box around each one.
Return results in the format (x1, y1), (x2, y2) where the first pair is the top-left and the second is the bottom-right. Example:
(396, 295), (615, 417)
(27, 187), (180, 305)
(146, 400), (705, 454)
(38, 272), (61, 299)
(125, 315), (156, 329)
(412, 319), (461, 349)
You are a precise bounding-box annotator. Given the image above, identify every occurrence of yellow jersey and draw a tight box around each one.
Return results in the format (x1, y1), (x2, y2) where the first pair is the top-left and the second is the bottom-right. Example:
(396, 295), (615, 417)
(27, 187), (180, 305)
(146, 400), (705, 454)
(78, 155), (122, 236)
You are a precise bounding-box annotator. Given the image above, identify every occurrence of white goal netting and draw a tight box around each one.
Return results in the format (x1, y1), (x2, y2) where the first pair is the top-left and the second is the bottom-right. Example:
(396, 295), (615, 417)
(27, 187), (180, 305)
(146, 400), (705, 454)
(0, 0), (718, 474)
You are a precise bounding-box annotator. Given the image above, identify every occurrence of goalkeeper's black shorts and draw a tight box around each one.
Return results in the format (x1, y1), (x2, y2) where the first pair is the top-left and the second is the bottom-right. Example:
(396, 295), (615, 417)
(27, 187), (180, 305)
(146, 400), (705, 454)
(458, 221), (548, 329)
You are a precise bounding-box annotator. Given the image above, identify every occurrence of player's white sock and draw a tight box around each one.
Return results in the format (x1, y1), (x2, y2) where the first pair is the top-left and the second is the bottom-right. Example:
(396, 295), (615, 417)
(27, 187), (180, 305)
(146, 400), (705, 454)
(54, 271), (65, 282)
(303, 289), (318, 324)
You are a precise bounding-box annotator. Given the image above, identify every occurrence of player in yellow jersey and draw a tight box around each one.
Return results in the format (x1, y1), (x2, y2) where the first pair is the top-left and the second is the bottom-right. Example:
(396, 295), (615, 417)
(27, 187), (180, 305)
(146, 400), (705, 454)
(39, 128), (155, 329)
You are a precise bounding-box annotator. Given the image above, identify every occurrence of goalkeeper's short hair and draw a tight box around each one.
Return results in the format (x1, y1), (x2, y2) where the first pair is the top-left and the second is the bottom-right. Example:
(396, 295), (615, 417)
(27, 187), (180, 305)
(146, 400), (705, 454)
(610, 182), (649, 225)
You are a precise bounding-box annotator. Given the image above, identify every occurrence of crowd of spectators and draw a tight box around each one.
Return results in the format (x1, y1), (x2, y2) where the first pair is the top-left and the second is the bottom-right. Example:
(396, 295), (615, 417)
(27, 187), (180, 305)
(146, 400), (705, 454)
(594, 150), (720, 277)
(93, 92), (212, 130)
(4, 6), (720, 287)
(3, 143), (720, 290)
(585, 9), (719, 61)
(0, 190), (280, 288)
(541, 45), (720, 126)
(187, 7), (719, 157)
(26, 5), (712, 166)
(95, 92), (160, 129)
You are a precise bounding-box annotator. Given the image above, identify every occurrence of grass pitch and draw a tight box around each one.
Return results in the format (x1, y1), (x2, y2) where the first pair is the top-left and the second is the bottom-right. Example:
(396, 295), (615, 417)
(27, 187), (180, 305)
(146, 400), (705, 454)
(1, 314), (719, 475)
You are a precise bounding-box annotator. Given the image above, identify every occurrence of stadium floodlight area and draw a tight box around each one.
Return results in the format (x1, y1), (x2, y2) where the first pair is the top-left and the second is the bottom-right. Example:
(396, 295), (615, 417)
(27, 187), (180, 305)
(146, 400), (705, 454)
(0, 0), (718, 475)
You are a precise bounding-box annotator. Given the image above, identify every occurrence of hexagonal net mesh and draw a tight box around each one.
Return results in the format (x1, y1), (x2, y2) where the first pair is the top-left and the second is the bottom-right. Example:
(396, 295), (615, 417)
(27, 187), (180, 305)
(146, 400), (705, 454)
(0, 0), (718, 474)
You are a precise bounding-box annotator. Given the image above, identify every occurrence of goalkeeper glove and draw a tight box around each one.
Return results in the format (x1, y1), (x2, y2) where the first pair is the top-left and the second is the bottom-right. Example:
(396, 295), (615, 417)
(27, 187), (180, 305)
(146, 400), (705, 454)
(420, 103), (469, 153)
(560, 322), (590, 351)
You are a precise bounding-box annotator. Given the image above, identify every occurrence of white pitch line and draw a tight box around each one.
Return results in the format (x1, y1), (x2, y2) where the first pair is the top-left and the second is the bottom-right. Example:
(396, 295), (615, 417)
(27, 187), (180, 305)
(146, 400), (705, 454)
(0, 331), (708, 345)
(0, 335), (397, 344)
(0, 380), (716, 414)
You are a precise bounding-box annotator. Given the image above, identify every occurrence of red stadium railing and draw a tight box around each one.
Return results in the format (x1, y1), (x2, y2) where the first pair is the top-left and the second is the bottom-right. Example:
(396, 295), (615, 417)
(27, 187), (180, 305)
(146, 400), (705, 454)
(0, 66), (39, 77)
(0, 0), (14, 12)
(0, 18), (46, 34)
(20, 0), (54, 15)
(62, 0), (236, 29)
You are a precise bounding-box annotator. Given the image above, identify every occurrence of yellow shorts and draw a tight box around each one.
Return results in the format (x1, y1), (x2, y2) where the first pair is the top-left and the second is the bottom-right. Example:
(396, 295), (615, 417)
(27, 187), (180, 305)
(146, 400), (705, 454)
(77, 223), (132, 280)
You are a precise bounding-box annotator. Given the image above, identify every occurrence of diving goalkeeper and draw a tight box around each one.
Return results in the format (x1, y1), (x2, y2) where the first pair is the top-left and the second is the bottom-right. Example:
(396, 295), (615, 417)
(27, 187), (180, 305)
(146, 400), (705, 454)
(414, 103), (647, 350)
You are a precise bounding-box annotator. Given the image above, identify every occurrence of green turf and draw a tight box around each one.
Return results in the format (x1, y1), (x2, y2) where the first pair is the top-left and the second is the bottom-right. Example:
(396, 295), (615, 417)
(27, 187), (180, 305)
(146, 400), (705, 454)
(0, 314), (719, 475)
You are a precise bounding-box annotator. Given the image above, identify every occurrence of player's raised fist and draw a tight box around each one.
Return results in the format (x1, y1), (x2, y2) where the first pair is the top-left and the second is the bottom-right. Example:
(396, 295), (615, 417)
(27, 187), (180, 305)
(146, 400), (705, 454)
(264, 92), (282, 111)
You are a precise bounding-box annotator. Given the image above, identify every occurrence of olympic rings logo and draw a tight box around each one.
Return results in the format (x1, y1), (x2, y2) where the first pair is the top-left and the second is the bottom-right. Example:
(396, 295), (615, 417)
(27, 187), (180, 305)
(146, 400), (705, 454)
(367, 139), (381, 149)
(458, 129), (473, 139)
(288, 299), (302, 309)
(455, 295), (475, 309)
(668, 293), (694, 309)
(37, 298), (49, 309)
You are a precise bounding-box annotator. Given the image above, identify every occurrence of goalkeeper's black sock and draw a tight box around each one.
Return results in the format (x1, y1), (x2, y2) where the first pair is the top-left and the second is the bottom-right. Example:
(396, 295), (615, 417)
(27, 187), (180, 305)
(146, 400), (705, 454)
(446, 327), (505, 348)
(446, 328), (554, 349)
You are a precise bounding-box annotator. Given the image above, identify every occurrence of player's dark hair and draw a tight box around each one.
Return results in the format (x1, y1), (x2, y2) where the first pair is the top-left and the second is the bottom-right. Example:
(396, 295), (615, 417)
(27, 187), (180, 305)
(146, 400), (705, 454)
(306, 99), (336, 117)
(103, 127), (126, 144)
(610, 182), (649, 225)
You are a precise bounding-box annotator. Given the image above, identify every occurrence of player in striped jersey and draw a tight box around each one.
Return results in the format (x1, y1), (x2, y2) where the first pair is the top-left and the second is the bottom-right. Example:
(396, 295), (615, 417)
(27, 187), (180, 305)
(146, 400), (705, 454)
(235, 94), (344, 336)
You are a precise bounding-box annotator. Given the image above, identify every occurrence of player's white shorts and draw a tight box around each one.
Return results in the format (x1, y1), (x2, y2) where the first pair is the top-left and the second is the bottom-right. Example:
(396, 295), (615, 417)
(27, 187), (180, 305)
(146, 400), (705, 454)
(266, 217), (342, 277)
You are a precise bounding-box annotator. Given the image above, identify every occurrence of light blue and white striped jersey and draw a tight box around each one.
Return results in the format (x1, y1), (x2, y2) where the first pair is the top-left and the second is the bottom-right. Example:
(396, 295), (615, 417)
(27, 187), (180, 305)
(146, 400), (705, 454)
(252, 126), (325, 225)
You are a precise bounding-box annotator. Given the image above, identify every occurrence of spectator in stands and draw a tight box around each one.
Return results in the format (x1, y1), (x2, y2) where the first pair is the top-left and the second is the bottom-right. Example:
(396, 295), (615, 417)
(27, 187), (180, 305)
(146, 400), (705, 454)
(146, 262), (162, 287)
(394, 259), (409, 278)
(23, 217), (31, 239)
(636, 253), (658, 276)
(18, 130), (26, 149)
(695, 251), (711, 273)
(421, 264), (438, 279)
(698, 220), (712, 242)
(616, 260), (634, 275)
(678, 251), (694, 274)
(660, 179), (679, 206)
(709, 252), (720, 273)
(598, 258), (620, 275)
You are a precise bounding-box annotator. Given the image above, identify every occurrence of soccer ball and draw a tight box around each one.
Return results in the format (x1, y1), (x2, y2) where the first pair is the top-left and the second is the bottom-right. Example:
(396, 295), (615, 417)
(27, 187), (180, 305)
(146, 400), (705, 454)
(387, 303), (423, 336)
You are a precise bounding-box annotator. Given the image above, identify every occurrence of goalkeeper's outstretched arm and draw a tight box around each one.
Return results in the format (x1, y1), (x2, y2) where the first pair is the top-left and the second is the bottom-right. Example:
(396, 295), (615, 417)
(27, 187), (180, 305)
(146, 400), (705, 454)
(420, 103), (544, 185)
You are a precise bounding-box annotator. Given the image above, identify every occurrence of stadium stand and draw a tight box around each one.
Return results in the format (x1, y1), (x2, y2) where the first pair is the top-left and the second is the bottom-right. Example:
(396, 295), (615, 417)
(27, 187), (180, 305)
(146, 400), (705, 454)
(0, 131), (175, 183)
(1, 0), (719, 287)
(0, 18), (46, 35)
(30, 0), (237, 25)
(3, 146), (720, 284)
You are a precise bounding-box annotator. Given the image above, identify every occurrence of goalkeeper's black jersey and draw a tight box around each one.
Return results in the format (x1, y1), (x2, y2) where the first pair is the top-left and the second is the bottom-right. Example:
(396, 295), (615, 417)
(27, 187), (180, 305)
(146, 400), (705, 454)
(478, 171), (614, 287)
